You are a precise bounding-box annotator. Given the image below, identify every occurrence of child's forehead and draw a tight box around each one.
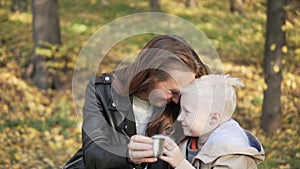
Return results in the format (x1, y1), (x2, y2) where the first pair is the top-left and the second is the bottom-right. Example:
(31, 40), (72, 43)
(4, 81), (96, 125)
(182, 76), (227, 98)
(181, 91), (212, 107)
(181, 94), (211, 117)
(182, 84), (214, 99)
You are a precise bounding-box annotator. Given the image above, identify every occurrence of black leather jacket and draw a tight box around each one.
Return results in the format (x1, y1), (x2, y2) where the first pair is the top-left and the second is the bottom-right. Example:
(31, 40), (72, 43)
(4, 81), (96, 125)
(82, 74), (136, 169)
(63, 74), (171, 169)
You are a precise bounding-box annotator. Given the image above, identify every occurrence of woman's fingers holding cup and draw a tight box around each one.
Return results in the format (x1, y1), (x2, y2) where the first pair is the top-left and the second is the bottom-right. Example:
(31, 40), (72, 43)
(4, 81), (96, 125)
(128, 138), (157, 164)
(129, 135), (153, 150)
(129, 149), (154, 158)
(128, 135), (155, 163)
(128, 141), (153, 151)
(131, 135), (153, 145)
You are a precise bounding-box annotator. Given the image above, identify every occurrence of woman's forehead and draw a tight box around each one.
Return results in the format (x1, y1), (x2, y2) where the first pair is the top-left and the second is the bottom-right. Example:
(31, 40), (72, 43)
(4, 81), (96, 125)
(167, 70), (195, 87)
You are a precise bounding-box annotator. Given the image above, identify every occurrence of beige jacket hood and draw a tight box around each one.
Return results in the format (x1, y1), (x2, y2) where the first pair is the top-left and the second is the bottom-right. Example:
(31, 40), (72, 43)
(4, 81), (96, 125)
(176, 119), (265, 169)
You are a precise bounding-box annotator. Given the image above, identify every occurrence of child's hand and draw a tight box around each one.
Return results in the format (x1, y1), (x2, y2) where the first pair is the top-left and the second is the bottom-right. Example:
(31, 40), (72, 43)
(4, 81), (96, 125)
(159, 136), (184, 168)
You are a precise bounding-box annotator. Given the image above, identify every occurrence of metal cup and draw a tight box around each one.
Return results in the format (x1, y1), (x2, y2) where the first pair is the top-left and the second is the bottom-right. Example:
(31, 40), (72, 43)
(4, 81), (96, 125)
(152, 135), (165, 157)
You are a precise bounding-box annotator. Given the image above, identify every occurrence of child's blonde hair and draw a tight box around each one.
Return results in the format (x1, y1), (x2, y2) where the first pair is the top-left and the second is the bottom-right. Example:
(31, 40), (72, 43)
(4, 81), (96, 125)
(181, 74), (244, 122)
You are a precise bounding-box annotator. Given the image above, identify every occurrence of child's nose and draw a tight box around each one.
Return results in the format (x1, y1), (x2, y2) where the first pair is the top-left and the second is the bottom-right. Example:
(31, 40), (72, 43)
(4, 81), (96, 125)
(177, 112), (184, 121)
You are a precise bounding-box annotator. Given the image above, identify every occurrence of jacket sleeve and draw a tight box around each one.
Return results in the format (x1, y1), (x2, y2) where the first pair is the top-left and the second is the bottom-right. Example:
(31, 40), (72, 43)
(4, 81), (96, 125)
(83, 136), (132, 169)
(175, 159), (195, 169)
(211, 155), (258, 169)
(81, 76), (132, 169)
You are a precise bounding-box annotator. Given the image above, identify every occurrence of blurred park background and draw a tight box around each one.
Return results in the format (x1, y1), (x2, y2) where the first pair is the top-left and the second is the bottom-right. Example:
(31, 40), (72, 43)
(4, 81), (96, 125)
(0, 0), (299, 168)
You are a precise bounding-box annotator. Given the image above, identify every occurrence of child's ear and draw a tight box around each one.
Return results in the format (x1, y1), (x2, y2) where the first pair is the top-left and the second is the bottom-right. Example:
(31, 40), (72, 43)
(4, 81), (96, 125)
(209, 112), (221, 125)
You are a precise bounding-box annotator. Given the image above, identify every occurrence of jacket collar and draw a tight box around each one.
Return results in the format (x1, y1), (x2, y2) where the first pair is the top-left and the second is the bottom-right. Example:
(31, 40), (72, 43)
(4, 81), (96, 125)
(108, 86), (137, 137)
(180, 120), (265, 164)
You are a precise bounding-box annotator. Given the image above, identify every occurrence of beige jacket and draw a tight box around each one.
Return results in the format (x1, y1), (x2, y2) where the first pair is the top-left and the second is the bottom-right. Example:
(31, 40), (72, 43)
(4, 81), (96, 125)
(176, 119), (265, 169)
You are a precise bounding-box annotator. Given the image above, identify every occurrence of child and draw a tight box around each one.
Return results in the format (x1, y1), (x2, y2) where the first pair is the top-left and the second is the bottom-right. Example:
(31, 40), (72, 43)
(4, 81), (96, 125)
(159, 74), (265, 169)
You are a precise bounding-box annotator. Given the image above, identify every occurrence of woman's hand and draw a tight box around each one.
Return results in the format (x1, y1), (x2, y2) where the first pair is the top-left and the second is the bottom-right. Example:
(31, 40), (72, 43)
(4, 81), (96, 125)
(159, 136), (184, 168)
(128, 135), (157, 164)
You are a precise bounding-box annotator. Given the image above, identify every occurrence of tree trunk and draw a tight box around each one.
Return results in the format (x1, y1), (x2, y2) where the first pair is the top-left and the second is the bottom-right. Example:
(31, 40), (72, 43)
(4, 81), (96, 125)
(30, 0), (61, 89)
(261, 0), (287, 134)
(150, 0), (160, 12)
(229, 0), (245, 15)
(184, 0), (199, 8)
(11, 0), (28, 12)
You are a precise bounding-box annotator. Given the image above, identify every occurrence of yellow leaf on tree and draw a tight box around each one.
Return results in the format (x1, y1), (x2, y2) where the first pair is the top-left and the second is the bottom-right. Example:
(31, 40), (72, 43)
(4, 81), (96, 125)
(281, 21), (293, 31)
(281, 46), (288, 54)
(273, 65), (280, 73)
(263, 82), (268, 90)
(281, 24), (286, 31)
(270, 43), (276, 51)
(281, 22), (290, 32)
(35, 47), (52, 57)
(281, 59), (286, 64)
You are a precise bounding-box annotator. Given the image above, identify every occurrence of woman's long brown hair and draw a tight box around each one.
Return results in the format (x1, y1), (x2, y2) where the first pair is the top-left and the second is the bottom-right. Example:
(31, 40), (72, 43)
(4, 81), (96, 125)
(112, 35), (209, 137)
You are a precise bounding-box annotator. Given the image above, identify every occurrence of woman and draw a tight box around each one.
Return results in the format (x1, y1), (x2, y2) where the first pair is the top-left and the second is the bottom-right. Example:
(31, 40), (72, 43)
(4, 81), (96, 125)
(63, 35), (209, 169)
